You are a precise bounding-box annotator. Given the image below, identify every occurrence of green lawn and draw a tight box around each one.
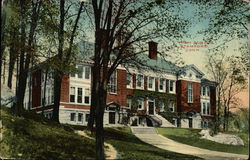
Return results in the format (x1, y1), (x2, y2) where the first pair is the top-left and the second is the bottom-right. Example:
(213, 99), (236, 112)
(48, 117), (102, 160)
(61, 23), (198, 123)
(157, 127), (249, 155)
(104, 127), (202, 160)
(0, 108), (96, 160)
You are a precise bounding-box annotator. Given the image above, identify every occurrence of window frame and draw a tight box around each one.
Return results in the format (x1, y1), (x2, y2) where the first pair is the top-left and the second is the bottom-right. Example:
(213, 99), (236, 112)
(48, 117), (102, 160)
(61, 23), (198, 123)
(108, 71), (117, 94)
(148, 76), (155, 91)
(85, 66), (90, 80)
(169, 80), (175, 93)
(137, 98), (144, 110)
(70, 87), (76, 103)
(136, 74), (144, 89)
(70, 113), (76, 121)
(126, 72), (133, 88)
(187, 83), (193, 103)
(159, 78), (166, 92)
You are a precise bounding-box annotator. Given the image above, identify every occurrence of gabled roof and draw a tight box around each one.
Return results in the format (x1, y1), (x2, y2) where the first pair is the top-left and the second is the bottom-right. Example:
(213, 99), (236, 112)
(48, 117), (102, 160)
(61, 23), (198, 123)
(180, 64), (205, 76)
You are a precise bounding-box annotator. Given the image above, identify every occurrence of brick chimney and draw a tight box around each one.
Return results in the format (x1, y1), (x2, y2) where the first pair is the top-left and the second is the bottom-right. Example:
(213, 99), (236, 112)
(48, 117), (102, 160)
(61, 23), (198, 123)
(148, 41), (158, 60)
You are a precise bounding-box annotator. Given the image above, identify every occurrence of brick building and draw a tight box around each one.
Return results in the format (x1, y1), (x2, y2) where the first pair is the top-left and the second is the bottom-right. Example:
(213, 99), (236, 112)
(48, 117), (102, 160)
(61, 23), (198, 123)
(24, 41), (217, 129)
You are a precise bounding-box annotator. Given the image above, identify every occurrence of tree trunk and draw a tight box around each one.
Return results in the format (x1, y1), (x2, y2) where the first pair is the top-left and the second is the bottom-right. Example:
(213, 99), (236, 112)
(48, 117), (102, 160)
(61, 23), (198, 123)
(8, 31), (18, 89)
(52, 72), (62, 123)
(95, 83), (108, 160)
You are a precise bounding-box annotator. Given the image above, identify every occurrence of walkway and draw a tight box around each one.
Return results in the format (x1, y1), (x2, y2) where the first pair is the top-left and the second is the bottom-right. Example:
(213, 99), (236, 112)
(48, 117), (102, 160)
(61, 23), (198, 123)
(131, 127), (249, 160)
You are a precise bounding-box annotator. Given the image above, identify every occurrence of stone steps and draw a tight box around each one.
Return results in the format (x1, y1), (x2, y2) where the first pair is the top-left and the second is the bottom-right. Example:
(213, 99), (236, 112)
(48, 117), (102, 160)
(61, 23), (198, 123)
(154, 114), (176, 127)
(131, 127), (157, 134)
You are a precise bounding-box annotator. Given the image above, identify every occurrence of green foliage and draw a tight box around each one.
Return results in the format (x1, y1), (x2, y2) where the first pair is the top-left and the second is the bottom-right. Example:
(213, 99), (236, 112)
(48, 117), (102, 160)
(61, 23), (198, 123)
(157, 127), (249, 155)
(229, 108), (249, 133)
(129, 89), (176, 111)
(0, 108), (95, 160)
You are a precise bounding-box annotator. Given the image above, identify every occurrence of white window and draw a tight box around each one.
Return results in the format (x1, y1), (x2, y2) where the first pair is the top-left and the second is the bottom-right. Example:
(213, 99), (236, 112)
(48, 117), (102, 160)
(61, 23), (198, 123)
(85, 66), (90, 79)
(169, 102), (175, 112)
(70, 87), (75, 103)
(84, 88), (90, 104)
(126, 98), (132, 109)
(201, 102), (210, 115)
(78, 66), (83, 78)
(126, 73), (133, 88)
(169, 80), (175, 93)
(77, 88), (83, 103)
(206, 86), (210, 96)
(207, 103), (210, 115)
(148, 77), (155, 90)
(187, 83), (193, 103)
(159, 101), (165, 112)
(137, 98), (144, 110)
(108, 71), (117, 93)
(159, 78), (165, 92)
(70, 113), (76, 121)
(136, 74), (144, 89)
(202, 86), (206, 96)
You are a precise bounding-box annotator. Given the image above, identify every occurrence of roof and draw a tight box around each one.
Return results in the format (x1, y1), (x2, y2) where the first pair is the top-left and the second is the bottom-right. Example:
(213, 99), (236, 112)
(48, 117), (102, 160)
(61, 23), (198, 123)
(180, 64), (205, 76)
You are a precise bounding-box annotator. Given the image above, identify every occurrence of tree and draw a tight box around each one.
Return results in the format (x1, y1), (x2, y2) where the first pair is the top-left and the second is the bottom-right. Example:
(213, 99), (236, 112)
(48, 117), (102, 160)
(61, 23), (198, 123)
(205, 52), (247, 132)
(51, 0), (85, 122)
(86, 0), (189, 158)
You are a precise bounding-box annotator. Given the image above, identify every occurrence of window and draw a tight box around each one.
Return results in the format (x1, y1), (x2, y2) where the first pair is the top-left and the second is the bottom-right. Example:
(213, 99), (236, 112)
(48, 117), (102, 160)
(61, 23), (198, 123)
(201, 102), (210, 115)
(136, 74), (144, 89)
(70, 113), (75, 121)
(85, 114), (90, 122)
(70, 87), (75, 103)
(169, 102), (175, 112)
(169, 80), (175, 93)
(148, 77), (155, 90)
(84, 88), (90, 104)
(187, 83), (193, 103)
(70, 72), (75, 77)
(158, 102), (165, 112)
(85, 66), (90, 79)
(126, 98), (132, 108)
(108, 71), (117, 93)
(202, 102), (206, 114)
(207, 103), (210, 115)
(202, 86), (206, 96)
(77, 88), (82, 103)
(159, 78), (165, 91)
(206, 86), (210, 96)
(78, 113), (83, 122)
(137, 98), (144, 110)
(126, 73), (133, 88)
(78, 66), (83, 78)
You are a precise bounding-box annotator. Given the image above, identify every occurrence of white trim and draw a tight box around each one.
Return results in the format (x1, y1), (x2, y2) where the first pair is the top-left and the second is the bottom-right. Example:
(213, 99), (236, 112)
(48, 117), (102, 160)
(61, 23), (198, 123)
(126, 72), (133, 89)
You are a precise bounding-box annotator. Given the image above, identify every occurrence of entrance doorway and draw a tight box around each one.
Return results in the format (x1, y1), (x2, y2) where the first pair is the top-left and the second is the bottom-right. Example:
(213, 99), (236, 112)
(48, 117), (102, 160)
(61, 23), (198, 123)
(188, 118), (193, 128)
(148, 100), (154, 115)
(109, 112), (115, 124)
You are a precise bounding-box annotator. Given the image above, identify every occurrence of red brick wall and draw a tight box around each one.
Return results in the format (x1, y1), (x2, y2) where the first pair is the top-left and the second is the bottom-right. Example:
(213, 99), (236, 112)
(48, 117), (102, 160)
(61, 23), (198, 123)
(107, 69), (133, 106)
(176, 80), (201, 113)
(32, 70), (41, 108)
(60, 74), (70, 102)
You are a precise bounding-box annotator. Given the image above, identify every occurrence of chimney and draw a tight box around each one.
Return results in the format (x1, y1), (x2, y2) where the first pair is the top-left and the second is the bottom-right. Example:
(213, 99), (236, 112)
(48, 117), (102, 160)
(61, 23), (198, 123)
(148, 41), (158, 60)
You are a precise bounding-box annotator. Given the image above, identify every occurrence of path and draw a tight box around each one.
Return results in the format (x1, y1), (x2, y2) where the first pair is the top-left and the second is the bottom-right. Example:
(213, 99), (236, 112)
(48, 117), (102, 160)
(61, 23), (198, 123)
(75, 130), (117, 160)
(131, 127), (249, 160)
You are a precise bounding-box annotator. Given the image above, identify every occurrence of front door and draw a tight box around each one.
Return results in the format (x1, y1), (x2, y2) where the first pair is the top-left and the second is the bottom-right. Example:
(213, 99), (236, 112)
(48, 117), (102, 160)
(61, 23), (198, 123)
(109, 112), (115, 124)
(188, 118), (193, 128)
(148, 101), (154, 115)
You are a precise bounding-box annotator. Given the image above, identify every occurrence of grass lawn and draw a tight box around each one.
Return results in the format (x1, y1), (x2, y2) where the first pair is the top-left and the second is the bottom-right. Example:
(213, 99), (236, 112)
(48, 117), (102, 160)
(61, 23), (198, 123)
(0, 108), (96, 160)
(157, 127), (249, 155)
(104, 127), (202, 160)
